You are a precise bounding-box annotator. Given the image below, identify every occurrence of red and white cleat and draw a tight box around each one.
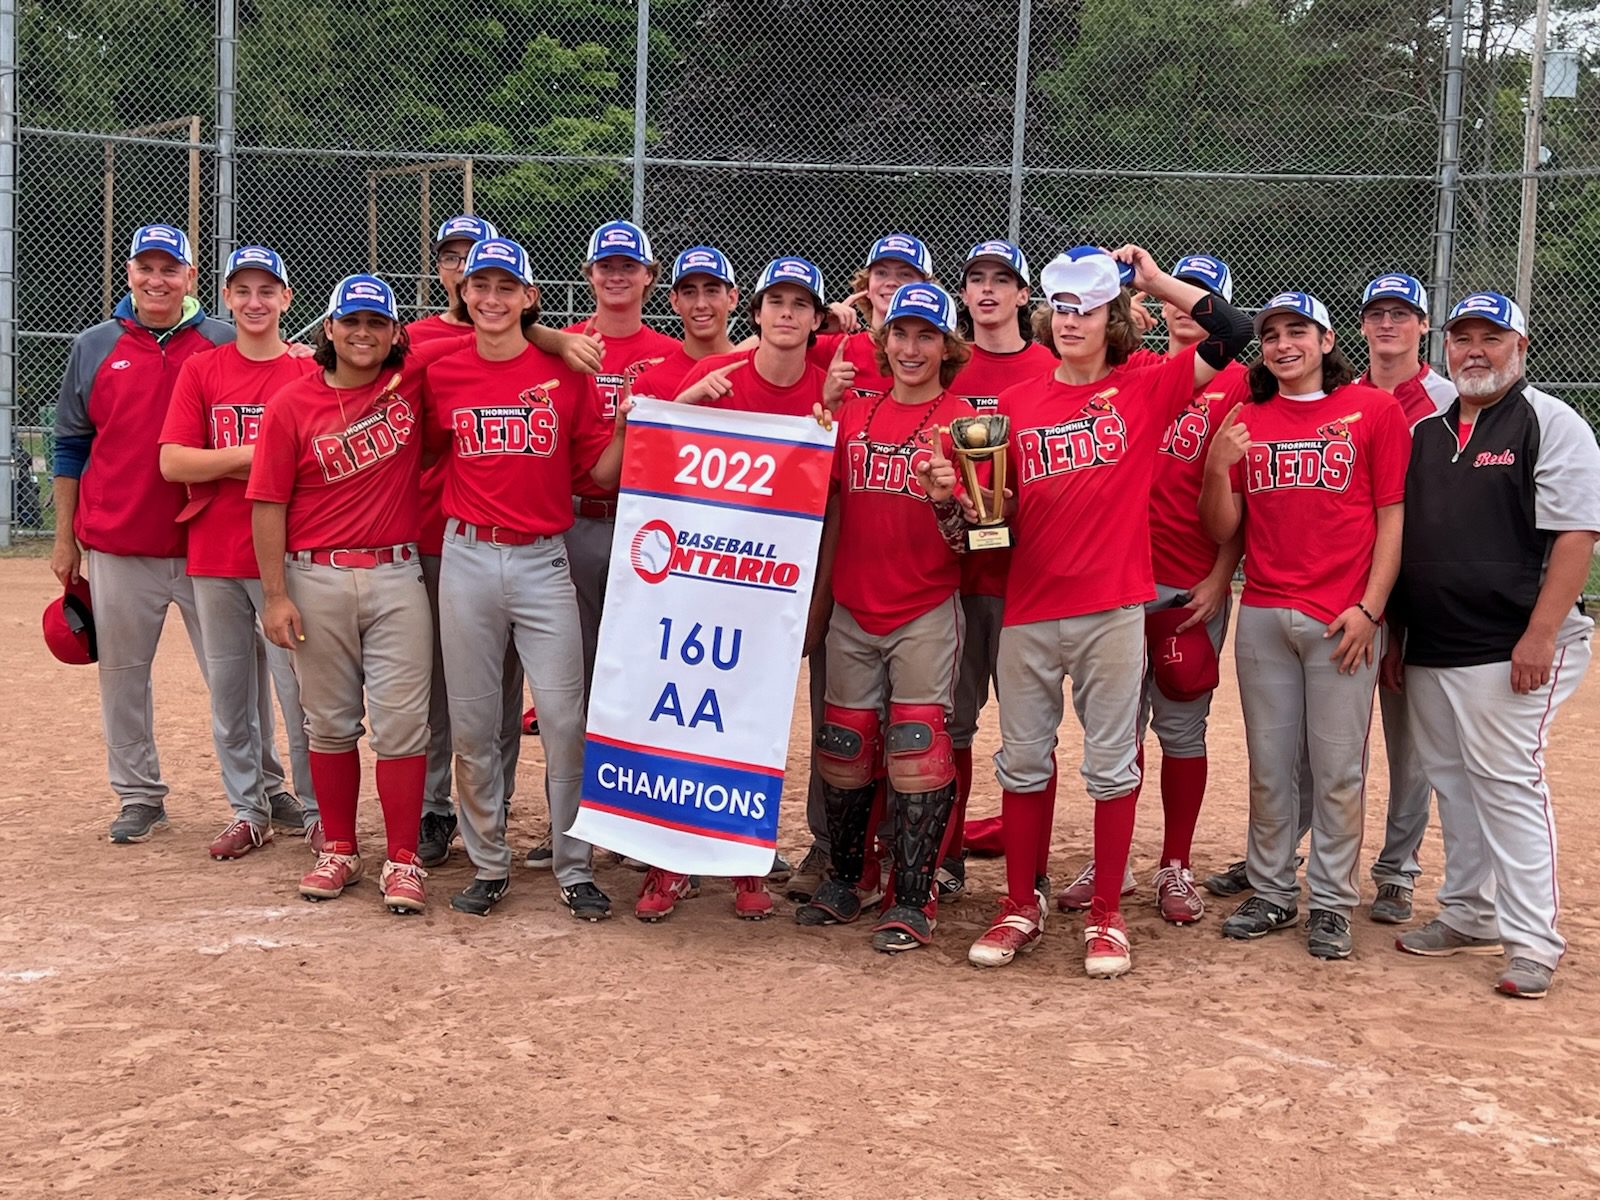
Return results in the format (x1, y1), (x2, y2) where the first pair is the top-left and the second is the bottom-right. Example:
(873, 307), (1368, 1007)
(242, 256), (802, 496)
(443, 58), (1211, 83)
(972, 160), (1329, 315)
(968, 897), (1046, 967)
(732, 875), (774, 920)
(379, 858), (428, 915)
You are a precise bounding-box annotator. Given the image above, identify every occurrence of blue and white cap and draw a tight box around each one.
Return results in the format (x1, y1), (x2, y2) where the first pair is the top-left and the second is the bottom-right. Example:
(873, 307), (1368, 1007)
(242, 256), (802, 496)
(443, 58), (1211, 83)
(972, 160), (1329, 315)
(1172, 254), (1233, 303)
(462, 238), (535, 285)
(883, 281), (958, 335)
(1040, 249), (1124, 313)
(585, 219), (655, 266)
(128, 224), (193, 265)
(867, 233), (933, 278)
(325, 274), (399, 321)
(753, 257), (826, 305)
(671, 246), (736, 287)
(1253, 291), (1332, 336)
(433, 214), (497, 251)
(965, 239), (1031, 281)
(1445, 291), (1527, 336)
(224, 245), (289, 286)
(1361, 273), (1428, 317)
(1064, 245), (1136, 286)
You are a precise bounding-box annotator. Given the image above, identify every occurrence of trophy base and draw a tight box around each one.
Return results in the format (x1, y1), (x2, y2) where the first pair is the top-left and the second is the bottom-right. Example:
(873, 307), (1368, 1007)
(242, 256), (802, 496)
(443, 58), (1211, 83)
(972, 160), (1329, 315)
(967, 525), (1012, 552)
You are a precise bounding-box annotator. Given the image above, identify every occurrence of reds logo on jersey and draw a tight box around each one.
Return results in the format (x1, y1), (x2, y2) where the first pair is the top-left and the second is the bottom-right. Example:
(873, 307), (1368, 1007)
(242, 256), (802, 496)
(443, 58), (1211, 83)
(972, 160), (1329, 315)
(1016, 392), (1127, 483)
(845, 439), (935, 500)
(312, 397), (416, 482)
(1159, 392), (1225, 463)
(595, 356), (668, 419)
(1244, 437), (1356, 493)
(452, 381), (560, 457)
(209, 403), (263, 449)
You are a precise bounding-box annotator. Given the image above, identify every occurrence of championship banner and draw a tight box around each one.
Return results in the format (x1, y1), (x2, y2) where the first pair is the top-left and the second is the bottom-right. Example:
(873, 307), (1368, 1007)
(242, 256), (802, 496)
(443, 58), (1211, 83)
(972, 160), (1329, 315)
(570, 398), (836, 876)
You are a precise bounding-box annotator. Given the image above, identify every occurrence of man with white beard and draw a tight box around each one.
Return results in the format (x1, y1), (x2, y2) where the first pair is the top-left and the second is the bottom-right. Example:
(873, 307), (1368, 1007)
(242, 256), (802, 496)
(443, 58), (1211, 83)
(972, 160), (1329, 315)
(1384, 291), (1600, 1000)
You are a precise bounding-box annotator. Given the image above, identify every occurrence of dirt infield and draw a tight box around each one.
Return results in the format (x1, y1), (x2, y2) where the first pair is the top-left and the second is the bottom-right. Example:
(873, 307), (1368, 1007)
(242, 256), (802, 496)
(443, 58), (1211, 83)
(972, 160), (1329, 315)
(3, 553), (1598, 1199)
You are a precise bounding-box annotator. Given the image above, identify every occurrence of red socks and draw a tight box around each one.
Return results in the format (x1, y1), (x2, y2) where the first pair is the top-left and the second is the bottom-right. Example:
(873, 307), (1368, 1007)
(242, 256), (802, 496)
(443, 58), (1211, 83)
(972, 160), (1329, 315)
(1002, 780), (1055, 908)
(1160, 754), (1208, 868)
(1091, 789), (1139, 914)
(308, 749), (360, 854)
(951, 746), (973, 858)
(375, 754), (427, 863)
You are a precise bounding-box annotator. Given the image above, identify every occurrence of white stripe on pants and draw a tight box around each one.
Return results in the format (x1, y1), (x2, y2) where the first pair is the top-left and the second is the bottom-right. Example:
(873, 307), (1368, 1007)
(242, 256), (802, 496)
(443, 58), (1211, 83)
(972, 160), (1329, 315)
(1235, 604), (1376, 915)
(1405, 640), (1588, 968)
(85, 551), (207, 807)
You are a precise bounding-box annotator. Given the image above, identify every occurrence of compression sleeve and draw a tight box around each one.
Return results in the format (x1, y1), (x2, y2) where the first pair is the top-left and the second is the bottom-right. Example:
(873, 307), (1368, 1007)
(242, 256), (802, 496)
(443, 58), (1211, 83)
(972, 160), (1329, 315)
(1188, 293), (1253, 370)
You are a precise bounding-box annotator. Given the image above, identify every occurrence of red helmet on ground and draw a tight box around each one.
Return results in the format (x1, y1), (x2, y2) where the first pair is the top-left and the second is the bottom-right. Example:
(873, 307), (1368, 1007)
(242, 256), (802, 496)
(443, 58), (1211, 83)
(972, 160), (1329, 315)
(1145, 604), (1218, 703)
(43, 578), (97, 665)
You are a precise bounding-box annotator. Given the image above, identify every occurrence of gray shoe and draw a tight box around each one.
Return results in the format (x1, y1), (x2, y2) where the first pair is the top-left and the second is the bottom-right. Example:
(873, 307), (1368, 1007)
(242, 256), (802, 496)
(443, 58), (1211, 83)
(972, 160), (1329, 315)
(1221, 895), (1298, 940)
(1395, 918), (1503, 957)
(784, 843), (829, 903)
(268, 791), (308, 833)
(523, 835), (553, 870)
(1307, 909), (1353, 960)
(1370, 883), (1413, 924)
(1496, 957), (1553, 1000)
(109, 804), (168, 844)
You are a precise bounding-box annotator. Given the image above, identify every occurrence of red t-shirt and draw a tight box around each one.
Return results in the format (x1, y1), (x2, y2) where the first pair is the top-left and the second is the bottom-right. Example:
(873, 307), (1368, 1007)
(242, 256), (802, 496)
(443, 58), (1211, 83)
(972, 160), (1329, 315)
(830, 390), (974, 635)
(1149, 358), (1249, 590)
(404, 315), (474, 555)
(422, 342), (612, 537)
(949, 341), (1058, 598)
(160, 345), (318, 578)
(679, 349), (828, 418)
(999, 350), (1199, 626)
(561, 321), (680, 501)
(630, 344), (706, 402)
(809, 330), (892, 396)
(1228, 384), (1411, 624)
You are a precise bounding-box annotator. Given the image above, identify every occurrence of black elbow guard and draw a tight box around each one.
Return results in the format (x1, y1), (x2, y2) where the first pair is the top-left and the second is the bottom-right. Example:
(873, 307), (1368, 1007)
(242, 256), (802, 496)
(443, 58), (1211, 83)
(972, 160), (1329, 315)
(1189, 294), (1253, 370)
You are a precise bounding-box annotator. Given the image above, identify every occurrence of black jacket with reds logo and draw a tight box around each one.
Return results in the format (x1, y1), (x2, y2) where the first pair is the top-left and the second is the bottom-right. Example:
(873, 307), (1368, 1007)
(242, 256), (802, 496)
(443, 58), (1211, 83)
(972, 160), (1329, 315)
(1394, 380), (1600, 668)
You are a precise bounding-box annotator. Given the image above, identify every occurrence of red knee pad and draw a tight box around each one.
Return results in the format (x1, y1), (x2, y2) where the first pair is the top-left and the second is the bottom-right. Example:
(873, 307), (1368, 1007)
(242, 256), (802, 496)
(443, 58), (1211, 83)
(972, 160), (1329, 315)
(885, 703), (955, 793)
(815, 706), (882, 789)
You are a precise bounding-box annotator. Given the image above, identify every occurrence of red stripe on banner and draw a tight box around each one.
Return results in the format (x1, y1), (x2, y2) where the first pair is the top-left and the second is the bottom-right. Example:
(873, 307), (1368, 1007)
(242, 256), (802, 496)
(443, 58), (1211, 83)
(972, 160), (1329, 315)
(582, 799), (779, 848)
(622, 422), (832, 518)
(587, 731), (786, 779)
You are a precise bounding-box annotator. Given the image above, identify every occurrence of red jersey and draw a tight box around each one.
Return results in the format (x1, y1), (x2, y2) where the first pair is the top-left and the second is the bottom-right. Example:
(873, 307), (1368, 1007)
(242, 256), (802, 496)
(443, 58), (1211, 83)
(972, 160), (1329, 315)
(830, 390), (974, 635)
(1359, 363), (1456, 429)
(809, 330), (892, 395)
(561, 321), (680, 501)
(999, 351), (1199, 626)
(404, 315), (474, 555)
(631, 344), (705, 402)
(680, 349), (828, 418)
(1149, 359), (1249, 589)
(949, 341), (1058, 598)
(423, 342), (612, 536)
(1228, 384), (1411, 624)
(160, 344), (318, 577)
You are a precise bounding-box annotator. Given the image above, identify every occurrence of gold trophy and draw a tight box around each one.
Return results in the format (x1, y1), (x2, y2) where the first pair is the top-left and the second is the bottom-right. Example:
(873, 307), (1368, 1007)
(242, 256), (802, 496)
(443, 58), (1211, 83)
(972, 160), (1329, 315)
(949, 414), (1011, 551)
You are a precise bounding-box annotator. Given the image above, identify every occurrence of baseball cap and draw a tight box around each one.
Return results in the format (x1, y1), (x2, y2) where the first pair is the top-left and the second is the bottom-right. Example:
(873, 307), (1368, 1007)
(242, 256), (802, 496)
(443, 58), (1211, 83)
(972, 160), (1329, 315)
(1172, 254), (1233, 303)
(671, 246), (737, 288)
(1445, 291), (1527, 336)
(753, 257), (826, 306)
(325, 274), (399, 321)
(1361, 273), (1428, 318)
(1145, 605), (1219, 703)
(965, 239), (1030, 282)
(1253, 291), (1332, 337)
(462, 238), (535, 285)
(43, 578), (97, 666)
(1039, 249), (1125, 314)
(224, 245), (289, 286)
(432, 214), (498, 251)
(128, 224), (193, 266)
(585, 220), (655, 266)
(866, 233), (933, 278)
(883, 282), (958, 335)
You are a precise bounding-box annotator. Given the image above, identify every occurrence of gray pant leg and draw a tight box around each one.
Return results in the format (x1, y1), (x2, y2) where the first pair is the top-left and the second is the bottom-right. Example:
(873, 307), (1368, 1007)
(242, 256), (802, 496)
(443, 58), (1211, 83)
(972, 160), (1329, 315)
(1370, 679), (1432, 889)
(1061, 607), (1147, 800)
(500, 650), (524, 803)
(253, 575), (317, 812)
(994, 620), (1068, 795)
(420, 554), (455, 816)
(805, 648), (829, 854)
(1236, 605), (1310, 908)
(192, 575), (272, 825)
(564, 514), (615, 704)
(950, 593), (1003, 749)
(353, 561), (432, 760)
(285, 564), (372, 755)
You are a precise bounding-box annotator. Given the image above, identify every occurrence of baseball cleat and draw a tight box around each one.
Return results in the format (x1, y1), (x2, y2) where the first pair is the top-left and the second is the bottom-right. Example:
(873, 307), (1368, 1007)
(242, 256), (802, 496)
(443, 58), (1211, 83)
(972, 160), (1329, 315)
(562, 881), (612, 921)
(1083, 906), (1132, 978)
(732, 876), (774, 920)
(870, 904), (934, 952)
(635, 868), (698, 921)
(416, 811), (457, 869)
(303, 819), (326, 854)
(450, 876), (510, 917)
(1394, 919), (1503, 957)
(108, 804), (168, 844)
(1306, 910), (1353, 959)
(300, 851), (364, 900)
(1221, 896), (1298, 939)
(267, 791), (309, 834)
(1057, 860), (1136, 912)
(968, 897), (1045, 967)
(1369, 883), (1413, 924)
(1153, 860), (1204, 924)
(1202, 859), (1251, 897)
(1495, 957), (1553, 1000)
(379, 858), (428, 915)
(208, 818), (273, 861)
(794, 878), (864, 926)
(523, 835), (554, 870)
(784, 844), (829, 903)
(935, 856), (966, 900)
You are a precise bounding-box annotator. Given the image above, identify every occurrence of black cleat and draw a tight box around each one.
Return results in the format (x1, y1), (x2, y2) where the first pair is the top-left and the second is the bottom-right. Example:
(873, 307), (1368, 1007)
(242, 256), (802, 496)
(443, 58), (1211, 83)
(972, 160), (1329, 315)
(451, 876), (510, 917)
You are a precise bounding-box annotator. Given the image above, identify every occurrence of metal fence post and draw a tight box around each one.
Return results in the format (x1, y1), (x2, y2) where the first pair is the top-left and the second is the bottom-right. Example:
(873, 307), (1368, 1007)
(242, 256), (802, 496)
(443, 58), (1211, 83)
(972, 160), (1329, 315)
(1006, 0), (1033, 244)
(1428, 0), (1467, 369)
(0, 0), (16, 548)
(631, 0), (650, 227)
(1515, 0), (1551, 314)
(215, 0), (239, 287)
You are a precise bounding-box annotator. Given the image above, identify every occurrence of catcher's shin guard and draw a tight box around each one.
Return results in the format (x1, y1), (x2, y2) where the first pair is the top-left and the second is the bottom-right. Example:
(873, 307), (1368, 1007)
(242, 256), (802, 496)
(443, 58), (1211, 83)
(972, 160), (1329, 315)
(822, 782), (876, 886)
(890, 780), (958, 910)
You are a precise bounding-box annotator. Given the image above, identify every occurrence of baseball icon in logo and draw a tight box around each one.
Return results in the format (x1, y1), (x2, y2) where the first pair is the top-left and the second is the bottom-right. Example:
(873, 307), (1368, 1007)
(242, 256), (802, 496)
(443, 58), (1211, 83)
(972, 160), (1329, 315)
(631, 520), (676, 584)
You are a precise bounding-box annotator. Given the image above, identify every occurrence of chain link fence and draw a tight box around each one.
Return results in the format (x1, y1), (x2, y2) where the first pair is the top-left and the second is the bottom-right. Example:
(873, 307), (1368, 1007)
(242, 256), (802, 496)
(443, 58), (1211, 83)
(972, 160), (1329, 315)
(7, 0), (1599, 542)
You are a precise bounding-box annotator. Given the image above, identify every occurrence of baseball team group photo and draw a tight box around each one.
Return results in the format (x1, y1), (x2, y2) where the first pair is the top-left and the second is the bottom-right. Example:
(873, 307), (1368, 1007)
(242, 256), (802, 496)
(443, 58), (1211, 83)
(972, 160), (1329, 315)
(7, 1), (1600, 1196)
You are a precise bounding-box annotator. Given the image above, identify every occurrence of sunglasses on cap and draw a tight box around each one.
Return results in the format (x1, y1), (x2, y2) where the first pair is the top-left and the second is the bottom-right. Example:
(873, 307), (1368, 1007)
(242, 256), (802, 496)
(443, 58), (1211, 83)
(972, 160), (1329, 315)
(1047, 297), (1100, 315)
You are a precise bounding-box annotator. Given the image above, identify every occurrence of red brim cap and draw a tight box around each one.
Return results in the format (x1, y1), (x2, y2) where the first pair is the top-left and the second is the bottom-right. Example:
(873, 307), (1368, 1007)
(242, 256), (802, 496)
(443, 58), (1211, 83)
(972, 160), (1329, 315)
(1145, 605), (1218, 703)
(43, 579), (97, 665)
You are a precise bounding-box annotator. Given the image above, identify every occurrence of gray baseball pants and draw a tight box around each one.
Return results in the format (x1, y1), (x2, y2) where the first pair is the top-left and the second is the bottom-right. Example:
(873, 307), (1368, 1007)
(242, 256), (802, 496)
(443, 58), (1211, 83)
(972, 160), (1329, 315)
(565, 512), (614, 704)
(1370, 678), (1433, 890)
(950, 593), (1004, 751)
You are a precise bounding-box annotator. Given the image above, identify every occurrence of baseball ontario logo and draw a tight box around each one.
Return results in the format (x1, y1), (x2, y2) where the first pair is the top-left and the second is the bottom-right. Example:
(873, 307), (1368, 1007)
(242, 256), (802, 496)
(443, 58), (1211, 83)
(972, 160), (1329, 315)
(1016, 390), (1128, 482)
(630, 519), (801, 591)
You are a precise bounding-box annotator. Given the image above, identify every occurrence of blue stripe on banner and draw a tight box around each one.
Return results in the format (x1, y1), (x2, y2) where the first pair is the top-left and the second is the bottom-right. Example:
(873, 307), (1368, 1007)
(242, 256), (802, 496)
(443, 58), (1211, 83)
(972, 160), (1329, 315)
(625, 416), (834, 452)
(582, 738), (782, 846)
(624, 486), (825, 523)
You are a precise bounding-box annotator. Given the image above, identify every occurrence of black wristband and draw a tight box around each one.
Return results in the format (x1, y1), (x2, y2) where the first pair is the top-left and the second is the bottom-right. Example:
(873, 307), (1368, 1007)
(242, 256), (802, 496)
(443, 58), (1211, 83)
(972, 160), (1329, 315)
(1356, 603), (1380, 626)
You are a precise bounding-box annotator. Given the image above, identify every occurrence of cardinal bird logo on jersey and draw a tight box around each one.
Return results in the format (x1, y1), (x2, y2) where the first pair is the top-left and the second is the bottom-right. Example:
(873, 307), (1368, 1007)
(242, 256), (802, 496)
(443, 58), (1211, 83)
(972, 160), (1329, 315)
(312, 395), (416, 482)
(1315, 412), (1362, 441)
(1084, 388), (1119, 415)
(1016, 391), (1128, 483)
(1160, 391), (1226, 463)
(595, 356), (668, 419)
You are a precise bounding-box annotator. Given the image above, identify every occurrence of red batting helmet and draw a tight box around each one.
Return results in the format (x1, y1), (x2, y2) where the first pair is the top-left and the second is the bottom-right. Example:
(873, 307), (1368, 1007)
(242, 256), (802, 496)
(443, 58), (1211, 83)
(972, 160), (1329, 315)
(43, 578), (97, 665)
(1145, 604), (1218, 703)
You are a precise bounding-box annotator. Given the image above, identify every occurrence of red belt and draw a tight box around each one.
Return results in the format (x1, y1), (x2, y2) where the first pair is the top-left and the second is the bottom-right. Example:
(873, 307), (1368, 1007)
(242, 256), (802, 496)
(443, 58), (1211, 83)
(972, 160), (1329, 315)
(305, 546), (415, 569)
(448, 519), (548, 546)
(572, 497), (618, 520)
